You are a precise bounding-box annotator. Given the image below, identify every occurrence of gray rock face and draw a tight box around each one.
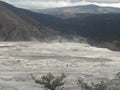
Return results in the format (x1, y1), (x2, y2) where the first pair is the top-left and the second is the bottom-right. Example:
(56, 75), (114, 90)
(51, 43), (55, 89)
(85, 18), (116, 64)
(0, 2), (56, 41)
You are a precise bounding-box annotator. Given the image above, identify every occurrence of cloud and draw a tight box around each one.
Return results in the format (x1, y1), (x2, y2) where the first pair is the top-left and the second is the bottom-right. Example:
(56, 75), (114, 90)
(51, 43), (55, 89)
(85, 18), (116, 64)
(2, 0), (120, 9)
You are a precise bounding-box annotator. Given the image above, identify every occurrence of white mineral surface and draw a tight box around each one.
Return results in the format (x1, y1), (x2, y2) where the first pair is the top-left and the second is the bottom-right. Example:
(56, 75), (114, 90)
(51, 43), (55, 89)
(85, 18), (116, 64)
(0, 42), (119, 90)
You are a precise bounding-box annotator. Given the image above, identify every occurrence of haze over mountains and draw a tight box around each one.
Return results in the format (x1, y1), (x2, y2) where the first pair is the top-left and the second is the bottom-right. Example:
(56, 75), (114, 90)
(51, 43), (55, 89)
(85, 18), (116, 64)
(0, 1), (120, 50)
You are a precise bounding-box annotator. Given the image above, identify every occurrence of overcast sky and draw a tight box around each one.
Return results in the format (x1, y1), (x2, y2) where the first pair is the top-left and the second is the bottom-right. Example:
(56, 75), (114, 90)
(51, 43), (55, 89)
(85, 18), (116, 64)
(2, 0), (120, 9)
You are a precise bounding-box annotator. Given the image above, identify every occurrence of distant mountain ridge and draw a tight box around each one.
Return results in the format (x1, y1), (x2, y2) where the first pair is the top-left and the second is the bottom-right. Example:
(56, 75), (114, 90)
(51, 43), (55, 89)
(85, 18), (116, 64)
(32, 4), (120, 16)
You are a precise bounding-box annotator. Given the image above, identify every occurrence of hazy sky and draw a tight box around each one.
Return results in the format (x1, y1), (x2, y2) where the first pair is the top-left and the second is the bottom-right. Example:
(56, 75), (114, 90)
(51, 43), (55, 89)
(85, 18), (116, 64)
(2, 0), (120, 9)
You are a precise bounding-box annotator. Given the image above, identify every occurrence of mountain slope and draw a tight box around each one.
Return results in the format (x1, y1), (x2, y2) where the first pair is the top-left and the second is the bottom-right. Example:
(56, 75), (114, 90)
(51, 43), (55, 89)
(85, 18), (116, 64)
(0, 1), (72, 35)
(63, 13), (120, 50)
(0, 1), (56, 41)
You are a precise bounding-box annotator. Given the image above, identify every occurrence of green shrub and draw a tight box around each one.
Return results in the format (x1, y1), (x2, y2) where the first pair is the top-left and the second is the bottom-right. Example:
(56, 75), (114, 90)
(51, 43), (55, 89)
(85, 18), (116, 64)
(31, 73), (66, 90)
(77, 78), (107, 90)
